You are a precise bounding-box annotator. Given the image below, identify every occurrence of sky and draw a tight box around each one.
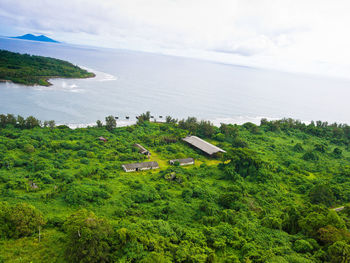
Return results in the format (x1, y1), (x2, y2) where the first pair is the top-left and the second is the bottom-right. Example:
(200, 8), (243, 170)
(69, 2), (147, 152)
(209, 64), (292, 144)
(1, 0), (350, 78)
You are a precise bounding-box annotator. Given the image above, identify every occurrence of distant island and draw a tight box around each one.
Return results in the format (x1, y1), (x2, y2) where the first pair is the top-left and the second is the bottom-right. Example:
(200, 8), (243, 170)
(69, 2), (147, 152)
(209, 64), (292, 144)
(11, 34), (59, 43)
(0, 50), (95, 86)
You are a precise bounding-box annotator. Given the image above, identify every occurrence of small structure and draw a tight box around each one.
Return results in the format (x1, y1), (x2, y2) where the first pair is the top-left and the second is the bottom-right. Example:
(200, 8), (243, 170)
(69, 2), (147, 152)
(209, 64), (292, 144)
(122, 161), (159, 172)
(29, 181), (39, 189)
(134, 143), (151, 156)
(165, 172), (176, 181)
(169, 158), (195, 166)
(99, 136), (108, 142)
(182, 136), (226, 156)
(333, 206), (345, 212)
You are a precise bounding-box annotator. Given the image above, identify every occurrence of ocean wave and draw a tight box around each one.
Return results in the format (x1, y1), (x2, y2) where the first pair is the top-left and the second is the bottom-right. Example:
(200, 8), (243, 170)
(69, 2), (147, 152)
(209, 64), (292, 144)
(63, 116), (278, 129)
(210, 116), (279, 126)
(32, 81), (84, 93)
(80, 66), (117, 82)
(210, 116), (311, 126)
(62, 120), (136, 129)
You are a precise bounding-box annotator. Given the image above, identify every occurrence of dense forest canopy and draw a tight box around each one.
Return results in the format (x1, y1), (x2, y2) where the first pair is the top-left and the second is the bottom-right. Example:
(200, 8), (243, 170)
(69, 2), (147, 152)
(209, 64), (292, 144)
(0, 114), (350, 262)
(0, 50), (95, 86)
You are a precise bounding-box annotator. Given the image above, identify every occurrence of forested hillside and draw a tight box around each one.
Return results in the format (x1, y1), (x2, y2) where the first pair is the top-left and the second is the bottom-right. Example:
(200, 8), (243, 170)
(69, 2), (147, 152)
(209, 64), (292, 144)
(0, 114), (350, 262)
(0, 50), (95, 86)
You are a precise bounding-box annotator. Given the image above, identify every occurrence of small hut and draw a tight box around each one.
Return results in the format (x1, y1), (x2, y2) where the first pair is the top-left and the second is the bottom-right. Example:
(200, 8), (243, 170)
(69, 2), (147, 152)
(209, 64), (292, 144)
(169, 158), (195, 166)
(134, 143), (151, 156)
(122, 161), (159, 172)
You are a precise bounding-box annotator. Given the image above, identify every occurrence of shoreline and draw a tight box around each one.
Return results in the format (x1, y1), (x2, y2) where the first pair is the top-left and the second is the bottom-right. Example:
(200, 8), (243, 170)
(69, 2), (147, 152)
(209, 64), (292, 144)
(59, 116), (313, 130)
(0, 73), (96, 87)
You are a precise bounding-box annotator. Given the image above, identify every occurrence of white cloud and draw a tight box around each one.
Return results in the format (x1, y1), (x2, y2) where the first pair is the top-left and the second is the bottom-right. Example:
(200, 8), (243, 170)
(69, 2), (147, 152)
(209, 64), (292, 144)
(1, 0), (350, 78)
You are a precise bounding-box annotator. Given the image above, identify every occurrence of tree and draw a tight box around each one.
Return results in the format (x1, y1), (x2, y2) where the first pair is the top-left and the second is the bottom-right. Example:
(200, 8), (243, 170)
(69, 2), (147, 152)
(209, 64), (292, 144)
(222, 148), (263, 178)
(137, 111), (151, 124)
(178, 117), (198, 134)
(44, 120), (56, 128)
(309, 184), (335, 206)
(293, 143), (304, 152)
(219, 123), (238, 138)
(64, 209), (112, 263)
(293, 240), (313, 253)
(333, 148), (342, 158)
(242, 122), (260, 134)
(302, 151), (319, 161)
(96, 120), (103, 128)
(0, 114), (6, 127)
(165, 116), (177, 124)
(298, 212), (327, 237)
(198, 120), (215, 138)
(314, 143), (327, 153)
(327, 241), (350, 263)
(25, 116), (41, 129)
(282, 206), (302, 234)
(16, 115), (25, 128)
(0, 202), (45, 239)
(105, 116), (116, 131)
(318, 225), (350, 245)
(6, 114), (16, 126)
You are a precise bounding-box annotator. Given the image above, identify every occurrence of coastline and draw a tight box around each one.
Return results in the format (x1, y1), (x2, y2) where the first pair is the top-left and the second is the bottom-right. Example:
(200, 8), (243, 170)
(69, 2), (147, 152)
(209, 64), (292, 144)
(0, 73), (96, 87)
(60, 116), (312, 130)
(41, 73), (96, 86)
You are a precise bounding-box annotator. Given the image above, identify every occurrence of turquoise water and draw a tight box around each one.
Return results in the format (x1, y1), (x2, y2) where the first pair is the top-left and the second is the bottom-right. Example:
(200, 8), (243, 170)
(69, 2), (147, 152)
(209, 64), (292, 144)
(0, 37), (349, 126)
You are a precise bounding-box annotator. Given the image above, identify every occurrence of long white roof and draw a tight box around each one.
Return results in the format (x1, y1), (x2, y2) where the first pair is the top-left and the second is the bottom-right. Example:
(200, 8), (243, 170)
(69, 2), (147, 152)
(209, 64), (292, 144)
(122, 161), (159, 170)
(182, 136), (226, 155)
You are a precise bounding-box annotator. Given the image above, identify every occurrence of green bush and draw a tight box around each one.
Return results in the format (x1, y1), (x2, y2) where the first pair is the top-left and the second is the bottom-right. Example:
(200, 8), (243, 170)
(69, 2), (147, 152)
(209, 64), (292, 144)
(64, 209), (112, 263)
(293, 240), (313, 253)
(0, 202), (45, 238)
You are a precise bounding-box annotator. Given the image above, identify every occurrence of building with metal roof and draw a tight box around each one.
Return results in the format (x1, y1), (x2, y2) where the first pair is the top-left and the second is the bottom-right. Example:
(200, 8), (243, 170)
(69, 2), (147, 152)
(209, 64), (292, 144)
(134, 143), (151, 156)
(182, 136), (226, 156)
(122, 161), (159, 172)
(169, 158), (195, 166)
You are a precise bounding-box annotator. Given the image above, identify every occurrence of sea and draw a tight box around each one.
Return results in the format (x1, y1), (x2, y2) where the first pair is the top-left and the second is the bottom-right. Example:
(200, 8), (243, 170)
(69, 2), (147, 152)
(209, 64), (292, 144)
(1, 37), (349, 127)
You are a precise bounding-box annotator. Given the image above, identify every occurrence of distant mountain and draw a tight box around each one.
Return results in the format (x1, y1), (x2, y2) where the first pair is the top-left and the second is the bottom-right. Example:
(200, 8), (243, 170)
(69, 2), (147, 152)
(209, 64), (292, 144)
(12, 34), (59, 43)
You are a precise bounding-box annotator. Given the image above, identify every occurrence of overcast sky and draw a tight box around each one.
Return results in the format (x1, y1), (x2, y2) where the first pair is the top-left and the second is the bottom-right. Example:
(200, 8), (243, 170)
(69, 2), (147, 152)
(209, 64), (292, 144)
(1, 0), (350, 78)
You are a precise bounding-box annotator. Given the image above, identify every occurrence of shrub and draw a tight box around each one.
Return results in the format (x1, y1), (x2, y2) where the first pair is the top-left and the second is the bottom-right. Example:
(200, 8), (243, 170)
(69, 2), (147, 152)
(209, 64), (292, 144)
(23, 144), (35, 153)
(218, 193), (240, 209)
(182, 189), (193, 203)
(64, 184), (110, 205)
(333, 148), (342, 157)
(262, 216), (282, 230)
(314, 143), (327, 153)
(302, 151), (319, 161)
(105, 115), (116, 131)
(64, 209), (112, 263)
(293, 240), (313, 253)
(309, 184), (335, 206)
(293, 143), (304, 152)
(0, 202), (45, 238)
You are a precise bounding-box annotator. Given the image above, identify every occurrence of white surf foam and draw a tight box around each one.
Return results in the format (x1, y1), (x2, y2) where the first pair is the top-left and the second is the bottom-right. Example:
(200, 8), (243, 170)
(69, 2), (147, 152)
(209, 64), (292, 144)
(211, 116), (311, 126)
(80, 66), (117, 82)
(211, 116), (279, 126)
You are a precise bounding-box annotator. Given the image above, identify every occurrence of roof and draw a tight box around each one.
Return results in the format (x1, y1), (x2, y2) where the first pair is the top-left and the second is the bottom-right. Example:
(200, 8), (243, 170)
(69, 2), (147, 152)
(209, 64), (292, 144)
(122, 161), (159, 170)
(170, 158), (194, 164)
(133, 143), (149, 153)
(182, 136), (226, 155)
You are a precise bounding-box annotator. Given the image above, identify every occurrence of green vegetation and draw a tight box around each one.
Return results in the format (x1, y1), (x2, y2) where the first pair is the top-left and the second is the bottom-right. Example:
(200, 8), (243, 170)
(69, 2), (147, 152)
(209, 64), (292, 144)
(0, 114), (350, 262)
(0, 50), (95, 86)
